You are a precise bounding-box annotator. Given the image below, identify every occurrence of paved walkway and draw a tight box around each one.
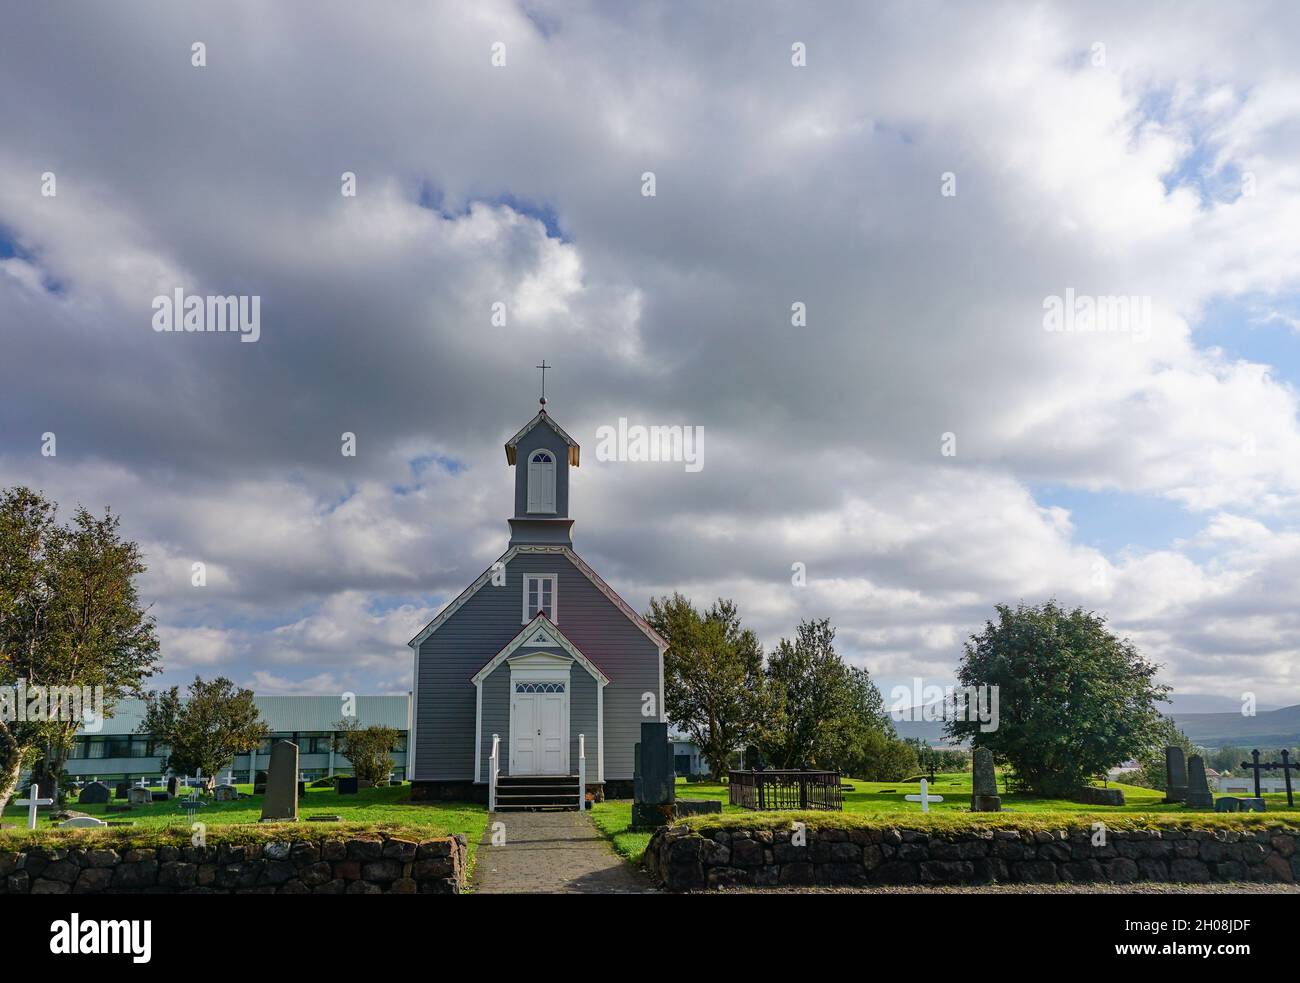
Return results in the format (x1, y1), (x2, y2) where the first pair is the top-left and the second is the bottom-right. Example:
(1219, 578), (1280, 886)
(472, 810), (655, 894)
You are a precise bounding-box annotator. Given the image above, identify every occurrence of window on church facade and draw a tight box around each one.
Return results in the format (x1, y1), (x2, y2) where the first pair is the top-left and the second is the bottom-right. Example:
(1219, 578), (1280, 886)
(527, 450), (556, 513)
(523, 574), (558, 622)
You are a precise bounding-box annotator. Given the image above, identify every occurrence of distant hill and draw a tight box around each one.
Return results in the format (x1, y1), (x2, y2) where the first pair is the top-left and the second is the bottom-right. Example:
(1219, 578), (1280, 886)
(889, 703), (1300, 749)
(891, 716), (954, 745)
(1172, 704), (1300, 748)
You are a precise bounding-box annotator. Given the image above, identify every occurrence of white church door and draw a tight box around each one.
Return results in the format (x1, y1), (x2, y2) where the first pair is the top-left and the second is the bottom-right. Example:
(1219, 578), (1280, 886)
(511, 680), (568, 775)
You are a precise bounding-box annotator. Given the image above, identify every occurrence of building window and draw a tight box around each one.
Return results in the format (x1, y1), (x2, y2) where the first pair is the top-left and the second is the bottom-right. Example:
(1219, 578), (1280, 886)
(522, 574), (558, 622)
(526, 450), (556, 513)
(514, 681), (565, 694)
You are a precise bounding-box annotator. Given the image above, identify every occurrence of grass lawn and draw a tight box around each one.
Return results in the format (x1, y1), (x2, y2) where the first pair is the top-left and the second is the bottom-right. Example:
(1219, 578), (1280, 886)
(591, 773), (1300, 865)
(1, 783), (489, 865)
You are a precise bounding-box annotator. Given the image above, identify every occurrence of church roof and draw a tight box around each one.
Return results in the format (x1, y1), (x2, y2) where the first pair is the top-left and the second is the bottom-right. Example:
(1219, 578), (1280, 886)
(504, 409), (580, 467)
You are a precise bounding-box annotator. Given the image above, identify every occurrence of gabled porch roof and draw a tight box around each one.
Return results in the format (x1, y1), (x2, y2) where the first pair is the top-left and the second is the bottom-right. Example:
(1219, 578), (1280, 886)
(469, 612), (611, 686)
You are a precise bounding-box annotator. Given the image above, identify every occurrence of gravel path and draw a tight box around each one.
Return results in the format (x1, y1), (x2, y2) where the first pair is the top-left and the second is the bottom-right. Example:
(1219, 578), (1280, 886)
(472, 810), (656, 894)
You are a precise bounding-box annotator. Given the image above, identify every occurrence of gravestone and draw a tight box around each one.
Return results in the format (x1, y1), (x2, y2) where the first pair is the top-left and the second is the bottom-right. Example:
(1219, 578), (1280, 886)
(1185, 754), (1214, 809)
(213, 784), (238, 802)
(336, 776), (358, 795)
(970, 747), (1001, 812)
(260, 740), (299, 822)
(115, 782), (130, 800)
(905, 778), (944, 813)
(631, 722), (675, 828)
(1214, 797), (1241, 813)
(1239, 797), (1266, 812)
(1075, 785), (1125, 806)
(60, 815), (108, 828)
(1163, 746), (1188, 803)
(166, 775), (180, 797)
(78, 781), (111, 805)
(127, 786), (153, 806)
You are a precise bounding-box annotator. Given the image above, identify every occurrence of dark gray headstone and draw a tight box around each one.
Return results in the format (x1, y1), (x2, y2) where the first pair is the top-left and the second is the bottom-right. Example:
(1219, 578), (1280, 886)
(631, 722), (674, 827)
(1164, 746), (1188, 803)
(1214, 796), (1241, 813)
(336, 776), (358, 795)
(1185, 754), (1214, 809)
(260, 740), (299, 822)
(127, 786), (152, 806)
(1240, 797), (1266, 812)
(78, 781), (111, 805)
(166, 776), (180, 797)
(970, 747), (1001, 812)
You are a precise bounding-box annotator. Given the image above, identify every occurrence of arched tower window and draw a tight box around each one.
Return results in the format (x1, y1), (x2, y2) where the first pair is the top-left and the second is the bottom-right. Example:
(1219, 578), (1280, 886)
(527, 450), (556, 513)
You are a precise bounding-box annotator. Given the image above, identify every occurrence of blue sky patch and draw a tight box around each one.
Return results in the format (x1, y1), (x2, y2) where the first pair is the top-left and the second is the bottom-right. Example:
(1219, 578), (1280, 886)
(1032, 484), (1203, 555)
(1193, 293), (1300, 388)
(417, 181), (568, 241)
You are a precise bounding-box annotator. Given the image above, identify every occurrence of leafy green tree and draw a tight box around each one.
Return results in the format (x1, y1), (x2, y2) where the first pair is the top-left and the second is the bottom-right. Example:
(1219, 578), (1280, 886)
(139, 677), (269, 785)
(0, 488), (159, 810)
(759, 618), (888, 771)
(334, 719), (401, 785)
(947, 600), (1170, 797)
(647, 594), (770, 780)
(850, 727), (919, 781)
(1206, 745), (1249, 775)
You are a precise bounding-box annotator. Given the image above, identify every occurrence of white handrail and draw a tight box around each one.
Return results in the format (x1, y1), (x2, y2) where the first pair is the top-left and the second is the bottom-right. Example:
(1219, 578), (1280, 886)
(489, 733), (500, 812)
(577, 733), (586, 811)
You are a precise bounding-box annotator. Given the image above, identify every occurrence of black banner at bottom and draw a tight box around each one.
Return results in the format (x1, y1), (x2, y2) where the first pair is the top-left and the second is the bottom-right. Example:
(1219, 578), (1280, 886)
(8, 889), (1286, 966)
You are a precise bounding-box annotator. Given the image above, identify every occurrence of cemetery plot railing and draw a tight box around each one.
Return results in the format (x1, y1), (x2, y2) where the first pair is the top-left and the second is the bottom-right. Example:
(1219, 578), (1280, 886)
(489, 733), (500, 812)
(728, 770), (843, 811)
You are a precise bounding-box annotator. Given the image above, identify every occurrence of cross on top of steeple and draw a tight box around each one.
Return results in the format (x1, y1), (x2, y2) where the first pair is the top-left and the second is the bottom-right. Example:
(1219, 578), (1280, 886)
(536, 359), (551, 409)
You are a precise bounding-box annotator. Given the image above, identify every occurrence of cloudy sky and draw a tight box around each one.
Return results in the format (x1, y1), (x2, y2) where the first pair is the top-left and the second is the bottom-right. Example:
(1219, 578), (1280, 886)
(2, 1), (1299, 711)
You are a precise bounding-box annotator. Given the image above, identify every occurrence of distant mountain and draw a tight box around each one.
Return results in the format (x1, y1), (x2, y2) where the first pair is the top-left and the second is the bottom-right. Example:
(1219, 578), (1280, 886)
(888, 702), (1300, 749)
(890, 715), (954, 745)
(1172, 704), (1300, 748)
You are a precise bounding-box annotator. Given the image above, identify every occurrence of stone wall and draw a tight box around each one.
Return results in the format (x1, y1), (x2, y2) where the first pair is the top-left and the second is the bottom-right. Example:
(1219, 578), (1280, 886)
(644, 821), (1300, 891)
(0, 830), (468, 895)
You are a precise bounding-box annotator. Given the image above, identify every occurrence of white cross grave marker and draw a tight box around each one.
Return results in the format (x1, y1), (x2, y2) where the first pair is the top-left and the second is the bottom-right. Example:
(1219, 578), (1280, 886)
(223, 771), (235, 787)
(905, 778), (944, 814)
(135, 777), (148, 788)
(15, 784), (54, 830)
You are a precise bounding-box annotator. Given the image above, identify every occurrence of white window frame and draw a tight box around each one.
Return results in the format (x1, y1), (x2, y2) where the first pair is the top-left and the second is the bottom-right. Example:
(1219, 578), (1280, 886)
(526, 449), (557, 514)
(521, 573), (559, 624)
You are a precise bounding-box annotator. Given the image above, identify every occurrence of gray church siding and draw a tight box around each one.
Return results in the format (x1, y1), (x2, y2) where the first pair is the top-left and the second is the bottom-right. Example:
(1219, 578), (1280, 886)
(414, 549), (660, 782)
(478, 662), (510, 782)
(570, 665), (599, 779)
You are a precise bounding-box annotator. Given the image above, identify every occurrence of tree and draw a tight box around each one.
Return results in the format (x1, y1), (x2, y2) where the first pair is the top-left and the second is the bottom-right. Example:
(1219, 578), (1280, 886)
(1127, 719), (1196, 790)
(0, 488), (159, 811)
(647, 594), (770, 780)
(947, 600), (1170, 797)
(759, 618), (888, 772)
(850, 727), (919, 781)
(139, 677), (269, 785)
(334, 719), (401, 785)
